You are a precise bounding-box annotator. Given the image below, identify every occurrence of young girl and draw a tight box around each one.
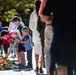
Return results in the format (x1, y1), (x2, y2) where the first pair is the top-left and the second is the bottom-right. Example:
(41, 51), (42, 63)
(0, 30), (11, 57)
(4, 30), (20, 59)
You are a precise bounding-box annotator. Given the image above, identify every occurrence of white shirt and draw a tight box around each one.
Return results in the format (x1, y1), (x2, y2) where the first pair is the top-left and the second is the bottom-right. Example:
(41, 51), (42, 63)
(8, 21), (25, 31)
(29, 11), (41, 43)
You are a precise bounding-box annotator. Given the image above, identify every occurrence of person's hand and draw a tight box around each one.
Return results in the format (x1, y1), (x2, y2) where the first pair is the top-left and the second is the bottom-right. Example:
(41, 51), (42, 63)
(39, 14), (51, 22)
(12, 33), (18, 38)
(20, 41), (25, 44)
(14, 38), (21, 43)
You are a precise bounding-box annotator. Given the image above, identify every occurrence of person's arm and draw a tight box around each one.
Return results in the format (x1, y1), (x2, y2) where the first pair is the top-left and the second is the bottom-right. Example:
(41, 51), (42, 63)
(20, 40), (29, 44)
(39, 0), (52, 23)
(39, 15), (51, 23)
(14, 38), (29, 44)
(29, 13), (35, 31)
(21, 35), (29, 44)
(20, 21), (25, 27)
(13, 38), (21, 43)
(8, 22), (12, 31)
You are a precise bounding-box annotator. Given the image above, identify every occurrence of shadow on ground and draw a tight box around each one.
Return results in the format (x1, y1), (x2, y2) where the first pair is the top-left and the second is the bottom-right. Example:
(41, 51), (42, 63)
(36, 73), (46, 75)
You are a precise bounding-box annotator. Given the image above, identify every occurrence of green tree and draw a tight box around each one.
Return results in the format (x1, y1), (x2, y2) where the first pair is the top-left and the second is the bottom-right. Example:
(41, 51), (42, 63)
(0, 0), (34, 26)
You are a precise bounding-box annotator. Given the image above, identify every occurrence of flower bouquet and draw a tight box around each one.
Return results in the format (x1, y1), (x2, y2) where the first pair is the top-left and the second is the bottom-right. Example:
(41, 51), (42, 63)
(0, 55), (19, 70)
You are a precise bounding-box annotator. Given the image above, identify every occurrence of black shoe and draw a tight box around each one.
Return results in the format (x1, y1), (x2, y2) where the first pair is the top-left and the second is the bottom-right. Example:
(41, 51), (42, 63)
(35, 67), (39, 73)
(40, 67), (44, 73)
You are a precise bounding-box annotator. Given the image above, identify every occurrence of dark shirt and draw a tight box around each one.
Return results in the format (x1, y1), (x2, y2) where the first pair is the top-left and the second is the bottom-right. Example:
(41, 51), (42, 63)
(23, 34), (32, 51)
(22, 35), (29, 41)
(39, 0), (76, 28)
(17, 25), (23, 36)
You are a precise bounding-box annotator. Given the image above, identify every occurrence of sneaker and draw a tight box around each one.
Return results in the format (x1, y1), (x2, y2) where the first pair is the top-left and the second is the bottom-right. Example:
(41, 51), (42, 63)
(18, 64), (26, 69)
(17, 64), (25, 67)
(40, 67), (44, 73)
(17, 64), (21, 66)
(35, 67), (39, 73)
(26, 65), (32, 68)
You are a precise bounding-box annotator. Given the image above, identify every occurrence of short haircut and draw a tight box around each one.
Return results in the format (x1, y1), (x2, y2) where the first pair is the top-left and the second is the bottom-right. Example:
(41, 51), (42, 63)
(12, 16), (20, 22)
(22, 26), (29, 33)
(4, 26), (8, 30)
(1, 30), (9, 37)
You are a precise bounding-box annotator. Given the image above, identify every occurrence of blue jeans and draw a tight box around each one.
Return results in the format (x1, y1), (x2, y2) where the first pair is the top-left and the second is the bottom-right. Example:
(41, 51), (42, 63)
(27, 49), (32, 67)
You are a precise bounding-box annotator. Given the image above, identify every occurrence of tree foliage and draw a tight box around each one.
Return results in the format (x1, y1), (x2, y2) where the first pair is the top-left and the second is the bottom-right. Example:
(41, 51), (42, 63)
(0, 0), (34, 26)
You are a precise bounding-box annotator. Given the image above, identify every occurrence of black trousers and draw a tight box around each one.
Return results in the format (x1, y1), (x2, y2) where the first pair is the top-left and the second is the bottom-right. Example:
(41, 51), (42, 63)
(3, 45), (9, 54)
(27, 49), (32, 67)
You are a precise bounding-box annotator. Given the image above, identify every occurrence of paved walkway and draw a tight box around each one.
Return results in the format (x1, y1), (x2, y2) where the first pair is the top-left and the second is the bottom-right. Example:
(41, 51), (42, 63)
(0, 49), (47, 75)
(0, 69), (46, 75)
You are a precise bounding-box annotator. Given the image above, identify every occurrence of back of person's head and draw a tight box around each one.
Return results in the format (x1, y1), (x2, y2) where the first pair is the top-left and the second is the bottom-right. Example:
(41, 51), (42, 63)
(22, 26), (29, 33)
(35, 0), (41, 14)
(14, 13), (20, 17)
(12, 16), (20, 22)
(4, 26), (8, 31)
(1, 30), (9, 37)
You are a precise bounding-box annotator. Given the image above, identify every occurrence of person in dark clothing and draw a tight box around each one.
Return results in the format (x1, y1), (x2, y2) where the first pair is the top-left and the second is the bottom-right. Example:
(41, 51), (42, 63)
(39, 0), (76, 75)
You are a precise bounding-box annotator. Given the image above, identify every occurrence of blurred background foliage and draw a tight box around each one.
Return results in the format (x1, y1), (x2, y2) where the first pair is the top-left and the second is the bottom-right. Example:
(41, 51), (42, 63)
(0, 0), (34, 27)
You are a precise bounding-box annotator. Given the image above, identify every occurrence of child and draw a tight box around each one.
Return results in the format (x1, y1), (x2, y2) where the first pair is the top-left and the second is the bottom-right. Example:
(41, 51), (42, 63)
(6, 17), (23, 58)
(0, 30), (11, 57)
(16, 26), (33, 68)
(21, 26), (33, 68)
(10, 17), (25, 66)
(9, 30), (19, 58)
(3, 30), (19, 58)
